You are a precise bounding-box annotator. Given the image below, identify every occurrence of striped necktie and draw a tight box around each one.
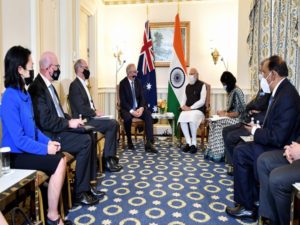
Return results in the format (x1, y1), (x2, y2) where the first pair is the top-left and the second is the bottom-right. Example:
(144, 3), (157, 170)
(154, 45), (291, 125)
(49, 85), (65, 118)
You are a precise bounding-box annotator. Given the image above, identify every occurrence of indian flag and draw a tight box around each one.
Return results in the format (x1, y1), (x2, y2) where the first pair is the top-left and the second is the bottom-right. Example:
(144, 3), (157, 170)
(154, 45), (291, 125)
(167, 13), (188, 135)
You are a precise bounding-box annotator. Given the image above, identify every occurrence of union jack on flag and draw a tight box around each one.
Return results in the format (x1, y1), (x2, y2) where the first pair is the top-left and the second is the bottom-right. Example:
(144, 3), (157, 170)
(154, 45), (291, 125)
(137, 21), (158, 113)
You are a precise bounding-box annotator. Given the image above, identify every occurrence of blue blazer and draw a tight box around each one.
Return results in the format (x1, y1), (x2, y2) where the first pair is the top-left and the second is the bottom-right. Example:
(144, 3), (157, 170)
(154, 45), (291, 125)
(254, 79), (300, 147)
(1, 88), (49, 155)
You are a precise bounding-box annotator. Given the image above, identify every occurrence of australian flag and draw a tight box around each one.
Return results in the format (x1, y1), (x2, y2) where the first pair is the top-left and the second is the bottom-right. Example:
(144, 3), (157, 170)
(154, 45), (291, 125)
(137, 21), (158, 113)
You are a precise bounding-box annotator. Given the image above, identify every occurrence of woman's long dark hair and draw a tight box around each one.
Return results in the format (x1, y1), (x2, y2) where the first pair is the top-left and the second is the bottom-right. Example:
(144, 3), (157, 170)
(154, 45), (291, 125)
(220, 71), (236, 93)
(4, 46), (31, 90)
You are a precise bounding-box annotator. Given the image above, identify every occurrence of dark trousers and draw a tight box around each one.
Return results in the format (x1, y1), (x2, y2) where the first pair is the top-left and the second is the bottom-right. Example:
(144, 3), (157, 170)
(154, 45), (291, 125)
(233, 142), (274, 209)
(121, 109), (153, 143)
(87, 118), (119, 157)
(53, 131), (92, 194)
(222, 123), (250, 164)
(258, 150), (300, 225)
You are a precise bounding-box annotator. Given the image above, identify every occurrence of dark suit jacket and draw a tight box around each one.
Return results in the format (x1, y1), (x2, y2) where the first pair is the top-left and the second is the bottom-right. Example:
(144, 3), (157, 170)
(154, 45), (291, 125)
(69, 77), (96, 119)
(119, 77), (146, 116)
(254, 79), (300, 147)
(28, 74), (71, 136)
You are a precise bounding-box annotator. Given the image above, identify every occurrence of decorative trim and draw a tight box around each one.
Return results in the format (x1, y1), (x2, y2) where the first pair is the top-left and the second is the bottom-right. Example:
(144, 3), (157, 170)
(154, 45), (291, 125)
(103, 0), (198, 5)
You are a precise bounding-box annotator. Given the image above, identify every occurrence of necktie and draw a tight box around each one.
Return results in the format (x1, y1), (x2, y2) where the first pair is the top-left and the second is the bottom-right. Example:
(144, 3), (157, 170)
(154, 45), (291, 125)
(49, 85), (65, 118)
(262, 95), (274, 128)
(131, 81), (137, 110)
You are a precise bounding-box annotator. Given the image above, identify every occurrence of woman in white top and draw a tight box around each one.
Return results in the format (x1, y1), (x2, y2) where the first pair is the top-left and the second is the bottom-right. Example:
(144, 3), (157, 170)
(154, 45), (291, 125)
(178, 68), (207, 153)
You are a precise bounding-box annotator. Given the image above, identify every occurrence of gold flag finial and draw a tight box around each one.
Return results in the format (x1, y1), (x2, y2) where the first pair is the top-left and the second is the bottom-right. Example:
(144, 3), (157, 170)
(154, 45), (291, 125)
(177, 0), (180, 14)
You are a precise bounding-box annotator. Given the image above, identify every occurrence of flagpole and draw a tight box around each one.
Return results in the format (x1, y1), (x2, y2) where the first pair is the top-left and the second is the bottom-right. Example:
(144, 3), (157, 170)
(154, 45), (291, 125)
(177, 1), (180, 14)
(146, 4), (149, 21)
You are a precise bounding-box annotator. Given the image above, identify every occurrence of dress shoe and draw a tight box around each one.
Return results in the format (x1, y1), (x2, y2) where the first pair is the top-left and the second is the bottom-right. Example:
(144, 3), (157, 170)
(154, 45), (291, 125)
(225, 205), (257, 220)
(111, 156), (119, 164)
(253, 201), (259, 209)
(46, 216), (73, 225)
(182, 144), (190, 153)
(90, 185), (105, 199)
(145, 141), (158, 153)
(128, 142), (135, 150)
(190, 145), (197, 154)
(73, 191), (99, 206)
(104, 157), (122, 172)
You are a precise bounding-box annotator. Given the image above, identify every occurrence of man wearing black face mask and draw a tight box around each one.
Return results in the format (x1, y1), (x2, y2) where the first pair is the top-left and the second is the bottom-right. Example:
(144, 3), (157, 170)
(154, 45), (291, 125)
(29, 52), (105, 206)
(69, 59), (122, 172)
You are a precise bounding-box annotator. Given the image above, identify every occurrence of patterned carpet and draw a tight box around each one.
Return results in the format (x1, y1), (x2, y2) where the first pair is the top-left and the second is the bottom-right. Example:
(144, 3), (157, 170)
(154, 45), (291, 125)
(66, 138), (256, 225)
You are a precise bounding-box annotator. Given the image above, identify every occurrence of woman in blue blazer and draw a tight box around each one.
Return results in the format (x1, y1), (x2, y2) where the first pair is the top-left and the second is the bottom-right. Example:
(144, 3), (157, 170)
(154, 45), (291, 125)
(1, 46), (71, 225)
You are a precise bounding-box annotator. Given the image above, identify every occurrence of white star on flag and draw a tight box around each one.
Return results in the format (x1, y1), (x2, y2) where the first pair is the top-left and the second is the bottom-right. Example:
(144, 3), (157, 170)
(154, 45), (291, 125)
(146, 82), (152, 90)
(153, 105), (158, 112)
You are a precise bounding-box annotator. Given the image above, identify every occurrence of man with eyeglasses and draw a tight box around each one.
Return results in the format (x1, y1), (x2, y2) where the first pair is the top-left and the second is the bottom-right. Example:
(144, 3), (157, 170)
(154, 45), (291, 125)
(69, 59), (122, 172)
(119, 63), (157, 153)
(28, 52), (105, 206)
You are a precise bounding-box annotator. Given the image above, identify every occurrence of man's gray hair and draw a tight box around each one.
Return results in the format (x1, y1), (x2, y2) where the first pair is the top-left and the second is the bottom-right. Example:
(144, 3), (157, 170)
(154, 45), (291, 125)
(74, 59), (83, 74)
(126, 63), (135, 75)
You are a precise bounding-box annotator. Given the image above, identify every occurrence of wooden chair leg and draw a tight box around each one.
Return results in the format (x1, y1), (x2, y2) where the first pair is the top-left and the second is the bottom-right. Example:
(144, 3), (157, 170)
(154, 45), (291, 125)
(38, 187), (45, 225)
(97, 140), (103, 174)
(121, 125), (125, 149)
(66, 167), (73, 209)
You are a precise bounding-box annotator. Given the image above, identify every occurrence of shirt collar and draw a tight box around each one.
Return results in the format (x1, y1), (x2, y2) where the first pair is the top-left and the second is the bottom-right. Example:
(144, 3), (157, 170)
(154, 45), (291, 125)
(40, 72), (52, 88)
(77, 75), (88, 86)
(272, 77), (286, 97)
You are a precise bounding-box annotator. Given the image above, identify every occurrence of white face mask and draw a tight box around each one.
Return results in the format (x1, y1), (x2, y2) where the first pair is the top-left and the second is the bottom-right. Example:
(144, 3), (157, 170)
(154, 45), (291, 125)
(258, 73), (264, 81)
(189, 75), (196, 85)
(223, 85), (227, 91)
(260, 77), (271, 93)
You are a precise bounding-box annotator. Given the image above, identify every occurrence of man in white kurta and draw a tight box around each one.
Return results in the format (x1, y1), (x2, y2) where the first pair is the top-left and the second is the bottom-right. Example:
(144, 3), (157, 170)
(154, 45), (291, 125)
(178, 68), (207, 153)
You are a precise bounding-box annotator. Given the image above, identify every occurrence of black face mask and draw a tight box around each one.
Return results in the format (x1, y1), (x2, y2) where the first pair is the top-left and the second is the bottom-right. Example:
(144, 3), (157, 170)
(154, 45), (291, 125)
(24, 70), (34, 85)
(51, 68), (61, 81)
(83, 69), (90, 79)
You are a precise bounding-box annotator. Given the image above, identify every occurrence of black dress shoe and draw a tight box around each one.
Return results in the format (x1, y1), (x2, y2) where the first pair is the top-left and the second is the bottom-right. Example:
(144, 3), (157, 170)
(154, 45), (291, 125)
(225, 205), (257, 220)
(182, 144), (190, 153)
(46, 217), (73, 225)
(128, 142), (135, 150)
(145, 142), (158, 153)
(90, 185), (105, 198)
(73, 191), (99, 206)
(104, 157), (122, 172)
(111, 156), (119, 164)
(190, 145), (197, 154)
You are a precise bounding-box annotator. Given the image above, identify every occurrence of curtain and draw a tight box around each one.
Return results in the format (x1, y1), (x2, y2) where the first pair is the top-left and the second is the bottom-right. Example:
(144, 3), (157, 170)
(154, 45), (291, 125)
(248, 0), (300, 93)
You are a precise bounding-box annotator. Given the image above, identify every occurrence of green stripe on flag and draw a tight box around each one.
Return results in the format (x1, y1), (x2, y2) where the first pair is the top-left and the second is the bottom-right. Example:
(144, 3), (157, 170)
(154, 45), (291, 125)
(167, 83), (180, 137)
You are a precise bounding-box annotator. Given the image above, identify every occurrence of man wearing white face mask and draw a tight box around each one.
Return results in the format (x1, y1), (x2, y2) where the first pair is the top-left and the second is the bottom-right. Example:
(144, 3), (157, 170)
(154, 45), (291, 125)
(178, 68), (207, 153)
(226, 55), (300, 221)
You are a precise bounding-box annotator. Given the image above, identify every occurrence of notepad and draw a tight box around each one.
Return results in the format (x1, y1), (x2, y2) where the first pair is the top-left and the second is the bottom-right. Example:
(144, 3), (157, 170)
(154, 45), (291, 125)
(240, 135), (254, 142)
(92, 115), (114, 120)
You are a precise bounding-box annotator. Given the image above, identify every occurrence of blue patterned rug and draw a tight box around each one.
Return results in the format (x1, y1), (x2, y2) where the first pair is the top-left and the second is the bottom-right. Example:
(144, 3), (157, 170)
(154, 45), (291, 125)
(66, 138), (256, 225)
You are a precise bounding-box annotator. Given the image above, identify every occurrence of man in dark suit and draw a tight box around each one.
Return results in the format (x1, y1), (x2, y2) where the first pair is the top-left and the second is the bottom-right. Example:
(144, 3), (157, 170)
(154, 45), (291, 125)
(119, 63), (157, 153)
(257, 136), (300, 225)
(29, 52), (104, 206)
(223, 59), (271, 175)
(225, 55), (300, 220)
(68, 59), (122, 172)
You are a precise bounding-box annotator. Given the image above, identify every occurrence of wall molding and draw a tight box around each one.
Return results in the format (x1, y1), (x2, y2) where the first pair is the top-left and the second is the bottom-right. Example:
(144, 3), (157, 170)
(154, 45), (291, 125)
(96, 86), (252, 117)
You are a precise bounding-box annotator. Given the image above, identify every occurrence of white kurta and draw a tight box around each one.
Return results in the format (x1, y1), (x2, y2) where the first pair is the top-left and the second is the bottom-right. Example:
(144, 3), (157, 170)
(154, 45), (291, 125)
(178, 83), (207, 127)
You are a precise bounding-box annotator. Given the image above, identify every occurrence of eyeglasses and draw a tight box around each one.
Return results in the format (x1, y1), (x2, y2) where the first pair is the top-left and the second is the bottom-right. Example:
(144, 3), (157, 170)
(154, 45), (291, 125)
(50, 64), (60, 69)
(80, 65), (89, 70)
(129, 70), (138, 74)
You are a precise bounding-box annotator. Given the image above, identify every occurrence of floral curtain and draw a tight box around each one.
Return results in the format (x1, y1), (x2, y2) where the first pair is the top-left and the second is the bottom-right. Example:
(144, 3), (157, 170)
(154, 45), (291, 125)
(248, 0), (300, 93)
